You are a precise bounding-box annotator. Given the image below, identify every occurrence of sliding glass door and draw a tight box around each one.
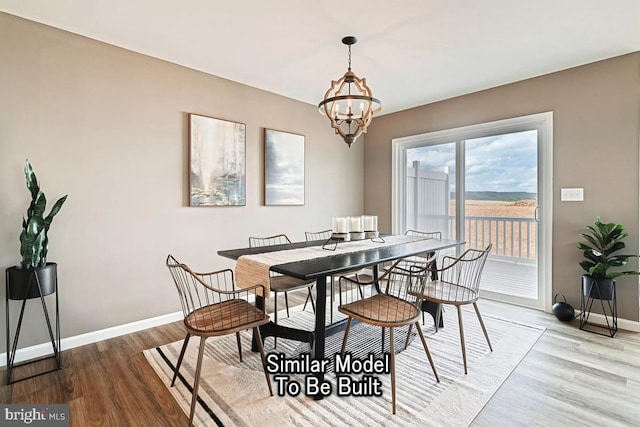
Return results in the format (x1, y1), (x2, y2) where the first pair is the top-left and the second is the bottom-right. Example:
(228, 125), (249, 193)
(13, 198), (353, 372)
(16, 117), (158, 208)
(392, 113), (552, 310)
(405, 142), (456, 237)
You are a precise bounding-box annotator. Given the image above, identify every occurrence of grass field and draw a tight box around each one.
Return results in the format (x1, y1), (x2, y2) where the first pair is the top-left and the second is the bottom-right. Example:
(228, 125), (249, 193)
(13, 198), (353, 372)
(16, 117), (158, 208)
(458, 199), (536, 218)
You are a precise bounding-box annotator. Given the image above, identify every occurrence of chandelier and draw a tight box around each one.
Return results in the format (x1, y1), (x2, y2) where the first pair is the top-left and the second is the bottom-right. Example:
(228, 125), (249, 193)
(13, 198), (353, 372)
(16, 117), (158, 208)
(318, 36), (382, 147)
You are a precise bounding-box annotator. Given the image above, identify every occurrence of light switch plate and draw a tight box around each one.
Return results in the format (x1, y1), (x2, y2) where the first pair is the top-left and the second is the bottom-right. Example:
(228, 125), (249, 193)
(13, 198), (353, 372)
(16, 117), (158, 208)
(561, 188), (584, 201)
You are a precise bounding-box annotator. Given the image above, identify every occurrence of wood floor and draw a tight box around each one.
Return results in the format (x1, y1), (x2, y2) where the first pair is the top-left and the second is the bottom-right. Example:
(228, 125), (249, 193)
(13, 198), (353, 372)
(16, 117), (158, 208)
(2, 292), (639, 426)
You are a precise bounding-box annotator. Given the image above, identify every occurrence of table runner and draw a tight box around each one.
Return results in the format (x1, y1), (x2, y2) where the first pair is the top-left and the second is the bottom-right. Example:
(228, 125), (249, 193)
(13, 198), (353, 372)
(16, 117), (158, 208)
(235, 234), (424, 297)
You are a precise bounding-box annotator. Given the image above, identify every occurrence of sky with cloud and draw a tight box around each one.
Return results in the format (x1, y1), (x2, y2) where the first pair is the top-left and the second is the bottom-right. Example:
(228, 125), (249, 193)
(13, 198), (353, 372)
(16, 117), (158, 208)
(407, 130), (537, 194)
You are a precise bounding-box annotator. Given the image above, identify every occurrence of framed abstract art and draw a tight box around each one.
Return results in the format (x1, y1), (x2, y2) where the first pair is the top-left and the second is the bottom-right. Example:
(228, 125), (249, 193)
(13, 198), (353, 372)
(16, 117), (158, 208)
(264, 128), (305, 206)
(189, 113), (246, 206)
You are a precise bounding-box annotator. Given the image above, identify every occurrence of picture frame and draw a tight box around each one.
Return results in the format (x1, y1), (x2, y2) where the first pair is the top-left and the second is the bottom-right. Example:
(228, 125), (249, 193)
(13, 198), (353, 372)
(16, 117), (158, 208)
(264, 128), (305, 206)
(189, 113), (246, 206)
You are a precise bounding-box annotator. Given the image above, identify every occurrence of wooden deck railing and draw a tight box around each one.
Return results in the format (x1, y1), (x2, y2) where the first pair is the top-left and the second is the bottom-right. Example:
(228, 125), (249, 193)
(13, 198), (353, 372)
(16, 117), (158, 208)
(447, 215), (537, 262)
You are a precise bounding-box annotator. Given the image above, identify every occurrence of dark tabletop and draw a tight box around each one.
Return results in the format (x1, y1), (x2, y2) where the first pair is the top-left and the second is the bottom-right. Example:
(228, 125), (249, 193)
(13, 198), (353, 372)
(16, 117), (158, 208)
(218, 237), (464, 281)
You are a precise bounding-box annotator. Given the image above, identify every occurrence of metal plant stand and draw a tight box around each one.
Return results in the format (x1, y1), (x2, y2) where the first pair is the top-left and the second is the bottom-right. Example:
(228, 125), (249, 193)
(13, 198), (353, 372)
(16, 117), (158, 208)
(5, 267), (61, 384)
(579, 279), (617, 338)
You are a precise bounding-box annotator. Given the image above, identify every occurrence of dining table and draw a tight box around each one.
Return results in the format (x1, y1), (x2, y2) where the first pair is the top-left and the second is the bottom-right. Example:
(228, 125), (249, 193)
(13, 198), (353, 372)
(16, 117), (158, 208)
(218, 234), (465, 399)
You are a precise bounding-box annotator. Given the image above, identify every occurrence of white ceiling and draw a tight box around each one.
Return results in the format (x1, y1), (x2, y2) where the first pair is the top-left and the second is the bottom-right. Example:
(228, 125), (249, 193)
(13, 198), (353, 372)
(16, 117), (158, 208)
(2, 0), (640, 114)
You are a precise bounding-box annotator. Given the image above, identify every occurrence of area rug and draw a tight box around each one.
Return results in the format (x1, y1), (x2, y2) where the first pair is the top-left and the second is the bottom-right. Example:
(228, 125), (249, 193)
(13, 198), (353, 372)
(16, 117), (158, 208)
(143, 305), (544, 426)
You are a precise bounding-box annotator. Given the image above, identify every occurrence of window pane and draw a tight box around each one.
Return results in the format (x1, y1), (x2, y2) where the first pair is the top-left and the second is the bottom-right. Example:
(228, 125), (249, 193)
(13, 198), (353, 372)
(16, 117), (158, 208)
(406, 142), (456, 237)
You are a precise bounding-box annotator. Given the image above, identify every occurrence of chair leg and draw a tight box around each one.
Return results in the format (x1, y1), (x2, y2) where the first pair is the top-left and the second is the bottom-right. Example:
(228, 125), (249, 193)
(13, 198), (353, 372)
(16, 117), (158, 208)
(381, 327), (386, 353)
(390, 327), (396, 415)
(435, 303), (442, 333)
(273, 291), (279, 348)
(404, 324), (413, 350)
(307, 286), (316, 313)
(284, 292), (290, 318)
(236, 332), (243, 362)
(254, 327), (273, 396)
(302, 285), (316, 313)
(330, 276), (335, 324)
(172, 333), (191, 387)
(473, 302), (493, 352)
(303, 291), (311, 311)
(341, 318), (353, 355)
(456, 305), (468, 374)
(415, 321), (439, 382)
(189, 336), (207, 426)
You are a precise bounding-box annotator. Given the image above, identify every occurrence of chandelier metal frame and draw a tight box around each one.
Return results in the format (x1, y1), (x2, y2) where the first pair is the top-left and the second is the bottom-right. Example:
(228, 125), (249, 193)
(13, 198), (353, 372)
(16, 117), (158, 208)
(318, 36), (381, 147)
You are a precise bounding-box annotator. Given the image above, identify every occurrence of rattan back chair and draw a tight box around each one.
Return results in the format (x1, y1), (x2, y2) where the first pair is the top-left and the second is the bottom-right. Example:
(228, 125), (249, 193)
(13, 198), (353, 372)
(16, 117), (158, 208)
(166, 255), (272, 426)
(418, 244), (493, 374)
(248, 234), (316, 343)
(338, 257), (440, 414)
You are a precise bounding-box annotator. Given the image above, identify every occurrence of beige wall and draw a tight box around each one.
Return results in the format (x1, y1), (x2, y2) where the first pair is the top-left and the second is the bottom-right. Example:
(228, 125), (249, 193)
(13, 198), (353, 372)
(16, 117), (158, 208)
(0, 13), (364, 351)
(364, 52), (640, 321)
(3, 11), (638, 353)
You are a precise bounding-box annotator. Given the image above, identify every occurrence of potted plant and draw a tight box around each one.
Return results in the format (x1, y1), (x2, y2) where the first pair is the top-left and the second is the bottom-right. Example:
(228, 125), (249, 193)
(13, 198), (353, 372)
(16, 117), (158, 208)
(6, 160), (67, 300)
(578, 217), (640, 300)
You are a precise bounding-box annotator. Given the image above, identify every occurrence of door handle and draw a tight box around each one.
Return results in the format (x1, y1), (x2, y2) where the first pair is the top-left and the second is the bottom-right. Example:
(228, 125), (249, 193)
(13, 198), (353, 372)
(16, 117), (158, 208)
(534, 206), (541, 222)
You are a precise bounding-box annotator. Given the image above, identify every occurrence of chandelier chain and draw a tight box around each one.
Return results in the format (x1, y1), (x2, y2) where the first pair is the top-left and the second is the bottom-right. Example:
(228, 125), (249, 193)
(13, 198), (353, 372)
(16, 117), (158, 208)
(348, 45), (352, 70)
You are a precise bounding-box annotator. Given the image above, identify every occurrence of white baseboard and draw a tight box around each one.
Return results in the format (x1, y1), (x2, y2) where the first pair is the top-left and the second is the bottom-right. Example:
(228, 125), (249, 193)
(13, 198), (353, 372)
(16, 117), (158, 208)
(0, 310), (183, 367)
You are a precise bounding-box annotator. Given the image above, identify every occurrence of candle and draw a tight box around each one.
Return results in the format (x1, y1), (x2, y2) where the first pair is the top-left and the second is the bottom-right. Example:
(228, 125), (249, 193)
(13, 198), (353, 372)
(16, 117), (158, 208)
(363, 215), (377, 231)
(350, 216), (363, 232)
(335, 217), (347, 233)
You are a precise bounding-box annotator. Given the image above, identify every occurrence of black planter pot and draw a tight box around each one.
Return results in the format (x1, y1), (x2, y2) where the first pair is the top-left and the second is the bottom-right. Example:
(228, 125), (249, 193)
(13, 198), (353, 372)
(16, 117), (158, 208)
(5, 262), (61, 384)
(581, 275), (615, 300)
(5, 263), (57, 300)
(580, 274), (617, 338)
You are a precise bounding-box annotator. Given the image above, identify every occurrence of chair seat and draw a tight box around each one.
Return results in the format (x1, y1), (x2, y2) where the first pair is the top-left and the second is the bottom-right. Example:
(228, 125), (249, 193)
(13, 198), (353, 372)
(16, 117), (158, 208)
(421, 281), (478, 305)
(338, 294), (420, 327)
(185, 299), (270, 336)
(269, 275), (314, 292)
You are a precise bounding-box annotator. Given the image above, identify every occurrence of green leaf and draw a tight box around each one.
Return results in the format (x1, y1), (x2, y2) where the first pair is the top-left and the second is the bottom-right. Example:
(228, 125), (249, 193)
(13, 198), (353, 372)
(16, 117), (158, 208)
(19, 228), (28, 267)
(607, 271), (640, 279)
(20, 224), (45, 268)
(607, 260), (627, 268)
(579, 260), (595, 273)
(31, 230), (45, 268)
(605, 240), (626, 252)
(44, 195), (68, 228)
(603, 241), (626, 256)
(32, 192), (47, 217)
(588, 262), (608, 279)
(24, 160), (40, 201)
(583, 228), (603, 248)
